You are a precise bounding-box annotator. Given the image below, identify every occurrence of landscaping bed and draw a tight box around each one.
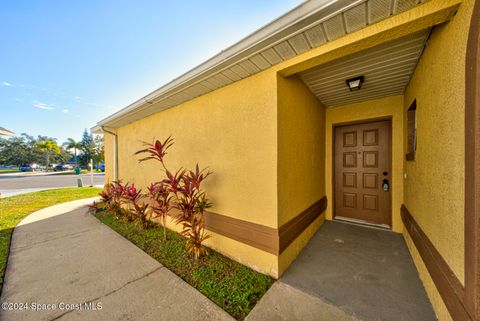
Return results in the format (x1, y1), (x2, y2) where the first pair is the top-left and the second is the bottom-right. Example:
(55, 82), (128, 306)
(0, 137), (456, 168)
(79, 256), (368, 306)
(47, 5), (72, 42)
(0, 187), (102, 290)
(95, 209), (274, 320)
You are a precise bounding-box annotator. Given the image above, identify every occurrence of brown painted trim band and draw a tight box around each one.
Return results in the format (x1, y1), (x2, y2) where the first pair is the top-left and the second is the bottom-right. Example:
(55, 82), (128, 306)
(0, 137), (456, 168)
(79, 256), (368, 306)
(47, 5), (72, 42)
(164, 196), (327, 255)
(204, 210), (279, 255)
(465, 0), (480, 319)
(279, 196), (327, 253)
(205, 196), (327, 255)
(401, 205), (473, 321)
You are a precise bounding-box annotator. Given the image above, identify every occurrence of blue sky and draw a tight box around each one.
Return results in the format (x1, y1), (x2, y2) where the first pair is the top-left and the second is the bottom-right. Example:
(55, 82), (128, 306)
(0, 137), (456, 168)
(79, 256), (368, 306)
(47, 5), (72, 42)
(0, 0), (301, 143)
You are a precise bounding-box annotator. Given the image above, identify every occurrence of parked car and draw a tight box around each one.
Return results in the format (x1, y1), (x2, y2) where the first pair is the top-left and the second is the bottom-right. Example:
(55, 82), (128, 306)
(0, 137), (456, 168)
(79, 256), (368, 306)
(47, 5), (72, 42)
(53, 164), (73, 171)
(93, 163), (105, 171)
(19, 165), (33, 172)
(19, 164), (41, 172)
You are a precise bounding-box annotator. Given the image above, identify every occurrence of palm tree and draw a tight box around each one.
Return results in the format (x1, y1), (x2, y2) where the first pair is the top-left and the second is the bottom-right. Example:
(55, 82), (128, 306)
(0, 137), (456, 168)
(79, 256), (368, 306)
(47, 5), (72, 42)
(63, 138), (82, 165)
(35, 140), (60, 172)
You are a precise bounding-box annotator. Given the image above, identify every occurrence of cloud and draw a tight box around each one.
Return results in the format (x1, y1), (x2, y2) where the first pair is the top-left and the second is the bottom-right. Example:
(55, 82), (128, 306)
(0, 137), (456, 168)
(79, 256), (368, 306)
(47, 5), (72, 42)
(62, 109), (69, 113)
(2, 81), (12, 87)
(33, 101), (54, 110)
(14, 98), (24, 102)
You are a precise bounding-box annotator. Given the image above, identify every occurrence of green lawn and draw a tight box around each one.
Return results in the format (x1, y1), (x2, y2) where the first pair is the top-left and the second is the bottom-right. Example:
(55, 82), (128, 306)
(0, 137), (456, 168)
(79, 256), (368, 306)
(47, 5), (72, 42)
(96, 210), (274, 320)
(0, 187), (102, 290)
(0, 169), (19, 174)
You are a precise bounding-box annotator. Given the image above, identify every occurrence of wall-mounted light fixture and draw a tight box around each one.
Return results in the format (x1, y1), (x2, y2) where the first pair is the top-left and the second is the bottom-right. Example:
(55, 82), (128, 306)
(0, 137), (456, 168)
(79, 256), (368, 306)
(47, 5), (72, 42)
(346, 76), (364, 91)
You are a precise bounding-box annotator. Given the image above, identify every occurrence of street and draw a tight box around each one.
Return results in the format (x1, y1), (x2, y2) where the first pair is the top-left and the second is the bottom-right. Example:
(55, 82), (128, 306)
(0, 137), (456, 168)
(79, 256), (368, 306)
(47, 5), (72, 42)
(0, 173), (104, 197)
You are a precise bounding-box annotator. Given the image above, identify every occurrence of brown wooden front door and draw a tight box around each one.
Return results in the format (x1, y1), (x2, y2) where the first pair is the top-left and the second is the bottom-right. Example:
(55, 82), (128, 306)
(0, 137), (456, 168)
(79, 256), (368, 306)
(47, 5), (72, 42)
(334, 120), (392, 227)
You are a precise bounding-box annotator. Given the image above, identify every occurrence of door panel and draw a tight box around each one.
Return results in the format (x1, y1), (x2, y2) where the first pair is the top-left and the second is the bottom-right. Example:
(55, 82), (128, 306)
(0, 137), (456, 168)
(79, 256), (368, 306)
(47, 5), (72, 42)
(334, 120), (391, 226)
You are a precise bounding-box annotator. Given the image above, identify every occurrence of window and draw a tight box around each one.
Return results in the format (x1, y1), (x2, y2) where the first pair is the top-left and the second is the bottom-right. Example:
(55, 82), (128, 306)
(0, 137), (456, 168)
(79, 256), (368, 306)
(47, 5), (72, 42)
(406, 100), (416, 161)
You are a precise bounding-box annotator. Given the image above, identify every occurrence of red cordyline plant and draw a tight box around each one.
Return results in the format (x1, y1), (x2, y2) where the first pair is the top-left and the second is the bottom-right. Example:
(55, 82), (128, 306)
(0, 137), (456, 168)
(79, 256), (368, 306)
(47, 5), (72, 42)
(87, 201), (99, 215)
(173, 164), (212, 259)
(99, 183), (114, 207)
(148, 181), (173, 241)
(135, 136), (174, 171)
(136, 137), (213, 260)
(120, 183), (150, 228)
(98, 180), (125, 216)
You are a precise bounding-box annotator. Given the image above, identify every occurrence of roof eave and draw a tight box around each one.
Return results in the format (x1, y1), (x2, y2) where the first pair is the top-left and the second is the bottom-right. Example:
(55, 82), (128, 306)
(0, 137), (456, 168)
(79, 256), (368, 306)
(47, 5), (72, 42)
(95, 0), (343, 128)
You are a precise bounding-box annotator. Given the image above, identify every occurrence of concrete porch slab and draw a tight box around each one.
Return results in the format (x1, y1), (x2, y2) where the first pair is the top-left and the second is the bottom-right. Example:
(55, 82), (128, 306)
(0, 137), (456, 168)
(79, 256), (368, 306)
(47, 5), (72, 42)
(248, 221), (437, 321)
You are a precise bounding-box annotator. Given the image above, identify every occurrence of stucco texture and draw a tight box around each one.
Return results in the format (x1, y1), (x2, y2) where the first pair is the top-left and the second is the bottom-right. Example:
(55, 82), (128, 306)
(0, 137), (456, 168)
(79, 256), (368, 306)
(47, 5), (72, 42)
(324, 96), (404, 232)
(115, 69), (278, 228)
(100, 0), (469, 290)
(110, 69), (280, 277)
(402, 1), (474, 317)
(277, 74), (326, 226)
(276, 74), (326, 275)
(404, 231), (453, 321)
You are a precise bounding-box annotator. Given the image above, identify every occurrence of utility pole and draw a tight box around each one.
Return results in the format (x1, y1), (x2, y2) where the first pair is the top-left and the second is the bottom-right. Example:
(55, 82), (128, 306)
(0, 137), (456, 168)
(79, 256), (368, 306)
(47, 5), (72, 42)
(89, 159), (94, 187)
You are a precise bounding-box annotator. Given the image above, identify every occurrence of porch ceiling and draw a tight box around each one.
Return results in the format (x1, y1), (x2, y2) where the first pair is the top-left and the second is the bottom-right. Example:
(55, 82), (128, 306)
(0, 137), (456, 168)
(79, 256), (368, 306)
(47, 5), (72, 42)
(299, 29), (430, 107)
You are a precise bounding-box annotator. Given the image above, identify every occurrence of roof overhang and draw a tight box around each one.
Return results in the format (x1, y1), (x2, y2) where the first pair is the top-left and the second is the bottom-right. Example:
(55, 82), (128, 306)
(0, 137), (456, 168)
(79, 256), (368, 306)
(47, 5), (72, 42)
(91, 125), (103, 134)
(0, 127), (15, 137)
(92, 0), (461, 132)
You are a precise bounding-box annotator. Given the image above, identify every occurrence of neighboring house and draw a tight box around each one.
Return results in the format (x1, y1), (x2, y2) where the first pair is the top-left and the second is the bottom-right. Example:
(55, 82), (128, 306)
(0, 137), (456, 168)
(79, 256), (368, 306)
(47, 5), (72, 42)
(93, 1), (480, 320)
(0, 127), (14, 137)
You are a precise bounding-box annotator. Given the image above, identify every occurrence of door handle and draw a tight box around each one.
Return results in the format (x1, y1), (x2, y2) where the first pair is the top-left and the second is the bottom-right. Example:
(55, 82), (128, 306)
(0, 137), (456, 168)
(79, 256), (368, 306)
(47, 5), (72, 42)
(382, 179), (390, 192)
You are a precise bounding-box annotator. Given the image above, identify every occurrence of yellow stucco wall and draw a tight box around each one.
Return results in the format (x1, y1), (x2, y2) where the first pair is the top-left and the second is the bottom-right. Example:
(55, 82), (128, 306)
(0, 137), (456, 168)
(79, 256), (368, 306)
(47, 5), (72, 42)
(112, 68), (280, 277)
(325, 95), (404, 232)
(277, 74), (326, 226)
(276, 74), (326, 276)
(278, 213), (326, 276)
(116, 69), (277, 228)
(99, 0), (469, 286)
(402, 1), (473, 319)
(403, 231), (453, 321)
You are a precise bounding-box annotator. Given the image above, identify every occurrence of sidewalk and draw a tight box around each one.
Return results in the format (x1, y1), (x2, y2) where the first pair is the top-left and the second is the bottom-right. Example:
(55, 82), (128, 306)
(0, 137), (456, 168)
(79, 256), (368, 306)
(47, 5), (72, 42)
(0, 198), (233, 321)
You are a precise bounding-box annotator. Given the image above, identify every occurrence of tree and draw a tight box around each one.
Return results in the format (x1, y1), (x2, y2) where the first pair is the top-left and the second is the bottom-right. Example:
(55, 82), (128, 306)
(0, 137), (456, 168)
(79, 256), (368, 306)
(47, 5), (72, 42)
(0, 134), (39, 166)
(79, 129), (96, 168)
(93, 135), (104, 166)
(35, 140), (60, 171)
(63, 138), (82, 164)
(52, 146), (73, 165)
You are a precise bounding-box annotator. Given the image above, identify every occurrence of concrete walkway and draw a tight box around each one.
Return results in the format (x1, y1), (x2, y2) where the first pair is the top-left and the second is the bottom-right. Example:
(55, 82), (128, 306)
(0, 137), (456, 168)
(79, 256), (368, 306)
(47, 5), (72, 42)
(0, 199), (233, 321)
(247, 221), (437, 321)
